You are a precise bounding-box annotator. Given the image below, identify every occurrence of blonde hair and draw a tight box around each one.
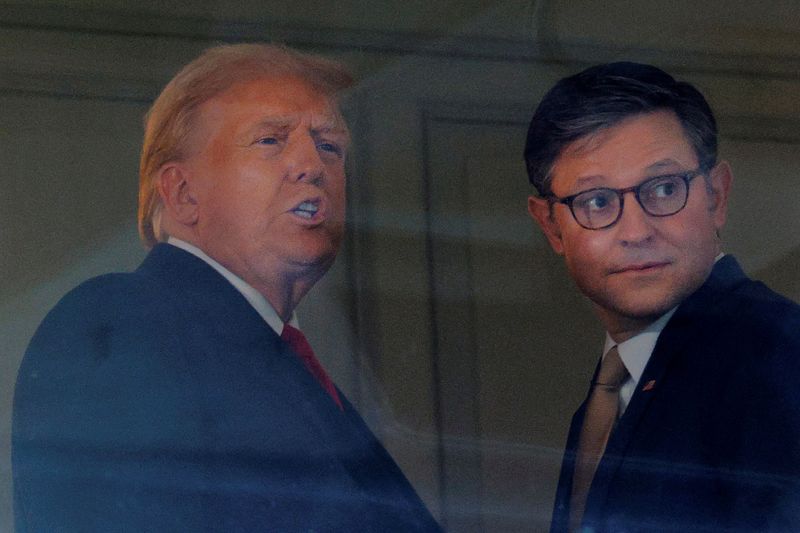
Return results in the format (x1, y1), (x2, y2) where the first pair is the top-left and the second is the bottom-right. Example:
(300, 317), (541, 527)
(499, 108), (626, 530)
(138, 43), (353, 248)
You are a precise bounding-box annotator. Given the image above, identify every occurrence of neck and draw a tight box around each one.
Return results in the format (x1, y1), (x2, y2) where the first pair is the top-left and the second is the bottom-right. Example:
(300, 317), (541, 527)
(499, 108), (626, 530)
(598, 311), (656, 344)
(251, 254), (332, 323)
(165, 228), (324, 323)
(256, 274), (316, 323)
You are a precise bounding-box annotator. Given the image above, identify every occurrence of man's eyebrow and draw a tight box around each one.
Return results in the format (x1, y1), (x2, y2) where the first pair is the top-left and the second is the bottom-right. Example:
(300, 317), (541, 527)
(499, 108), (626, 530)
(644, 159), (687, 173)
(251, 116), (295, 131)
(312, 125), (348, 135)
(572, 174), (605, 189)
(311, 116), (348, 136)
(311, 121), (351, 146)
(249, 116), (348, 138)
(569, 158), (690, 190)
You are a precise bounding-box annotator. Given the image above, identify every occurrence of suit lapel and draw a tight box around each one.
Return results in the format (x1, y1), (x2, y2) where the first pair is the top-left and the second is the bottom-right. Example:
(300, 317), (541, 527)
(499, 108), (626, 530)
(138, 244), (350, 450)
(551, 399), (589, 532)
(126, 244), (439, 528)
(586, 314), (695, 508)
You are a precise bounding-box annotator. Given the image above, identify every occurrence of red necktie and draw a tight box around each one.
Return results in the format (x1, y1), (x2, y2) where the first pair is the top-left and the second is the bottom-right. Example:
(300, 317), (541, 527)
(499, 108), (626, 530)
(281, 324), (343, 411)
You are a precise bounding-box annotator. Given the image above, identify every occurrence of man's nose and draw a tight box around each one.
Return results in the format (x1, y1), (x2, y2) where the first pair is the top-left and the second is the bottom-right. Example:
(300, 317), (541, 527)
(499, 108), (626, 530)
(615, 192), (654, 245)
(287, 136), (325, 184)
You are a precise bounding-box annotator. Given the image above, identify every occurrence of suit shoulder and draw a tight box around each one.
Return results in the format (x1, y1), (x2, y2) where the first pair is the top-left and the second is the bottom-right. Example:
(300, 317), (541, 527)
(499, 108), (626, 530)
(704, 279), (800, 405)
(15, 268), (196, 443)
(20, 268), (180, 377)
(677, 275), (800, 388)
(50, 269), (167, 317)
(726, 278), (800, 342)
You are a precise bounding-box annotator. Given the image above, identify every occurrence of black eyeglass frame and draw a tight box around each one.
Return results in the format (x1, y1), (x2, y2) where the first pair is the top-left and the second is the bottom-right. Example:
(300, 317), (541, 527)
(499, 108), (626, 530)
(546, 169), (707, 230)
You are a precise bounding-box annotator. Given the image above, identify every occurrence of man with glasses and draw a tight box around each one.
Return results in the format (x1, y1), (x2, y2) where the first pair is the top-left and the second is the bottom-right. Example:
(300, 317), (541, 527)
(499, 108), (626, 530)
(526, 62), (800, 532)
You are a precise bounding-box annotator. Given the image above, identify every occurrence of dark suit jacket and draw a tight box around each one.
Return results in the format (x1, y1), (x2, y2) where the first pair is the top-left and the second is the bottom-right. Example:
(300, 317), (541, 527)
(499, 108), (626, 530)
(551, 256), (800, 532)
(13, 244), (441, 532)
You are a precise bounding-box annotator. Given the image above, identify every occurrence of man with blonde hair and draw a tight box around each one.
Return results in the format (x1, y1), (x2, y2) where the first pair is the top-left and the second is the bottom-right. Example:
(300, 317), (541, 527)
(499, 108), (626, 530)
(13, 43), (441, 532)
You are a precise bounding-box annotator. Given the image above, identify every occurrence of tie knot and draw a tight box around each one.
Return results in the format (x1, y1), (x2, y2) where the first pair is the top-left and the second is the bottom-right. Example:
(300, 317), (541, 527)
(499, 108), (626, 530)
(281, 324), (307, 348)
(595, 346), (628, 389)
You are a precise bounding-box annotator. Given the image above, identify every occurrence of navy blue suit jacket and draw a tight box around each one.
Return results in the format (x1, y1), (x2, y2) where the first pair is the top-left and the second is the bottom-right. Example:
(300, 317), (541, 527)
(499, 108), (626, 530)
(551, 256), (800, 532)
(13, 244), (441, 532)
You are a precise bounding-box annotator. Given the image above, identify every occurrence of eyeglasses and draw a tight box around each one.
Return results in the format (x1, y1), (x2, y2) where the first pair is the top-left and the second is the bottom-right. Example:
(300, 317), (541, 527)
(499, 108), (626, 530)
(547, 169), (705, 230)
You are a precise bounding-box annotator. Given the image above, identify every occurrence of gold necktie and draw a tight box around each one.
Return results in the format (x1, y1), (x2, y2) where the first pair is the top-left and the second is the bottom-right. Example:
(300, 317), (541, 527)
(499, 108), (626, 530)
(569, 346), (629, 532)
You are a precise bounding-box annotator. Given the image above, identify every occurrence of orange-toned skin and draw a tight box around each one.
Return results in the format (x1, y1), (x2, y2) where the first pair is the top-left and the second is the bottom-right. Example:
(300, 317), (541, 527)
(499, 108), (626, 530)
(158, 76), (349, 321)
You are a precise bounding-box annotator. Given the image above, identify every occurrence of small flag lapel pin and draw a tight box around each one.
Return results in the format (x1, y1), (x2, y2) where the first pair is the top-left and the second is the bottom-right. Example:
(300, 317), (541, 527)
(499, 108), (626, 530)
(642, 380), (656, 392)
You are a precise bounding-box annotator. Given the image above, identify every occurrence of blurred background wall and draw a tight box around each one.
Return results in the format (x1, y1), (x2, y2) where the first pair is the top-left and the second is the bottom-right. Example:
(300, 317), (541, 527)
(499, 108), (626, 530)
(1, 1), (799, 531)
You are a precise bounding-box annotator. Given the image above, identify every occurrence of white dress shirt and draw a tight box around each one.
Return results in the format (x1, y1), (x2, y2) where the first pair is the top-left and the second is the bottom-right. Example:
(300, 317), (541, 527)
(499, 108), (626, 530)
(602, 307), (677, 415)
(167, 237), (298, 336)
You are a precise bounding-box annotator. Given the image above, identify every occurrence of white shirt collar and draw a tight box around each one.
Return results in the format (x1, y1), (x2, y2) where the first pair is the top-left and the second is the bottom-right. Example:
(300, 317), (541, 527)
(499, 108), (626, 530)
(167, 237), (298, 336)
(603, 307), (677, 384)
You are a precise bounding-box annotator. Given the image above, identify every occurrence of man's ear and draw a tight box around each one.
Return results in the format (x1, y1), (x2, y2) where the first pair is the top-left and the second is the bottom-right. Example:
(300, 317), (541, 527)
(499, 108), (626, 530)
(157, 163), (199, 226)
(707, 161), (733, 231)
(528, 195), (564, 255)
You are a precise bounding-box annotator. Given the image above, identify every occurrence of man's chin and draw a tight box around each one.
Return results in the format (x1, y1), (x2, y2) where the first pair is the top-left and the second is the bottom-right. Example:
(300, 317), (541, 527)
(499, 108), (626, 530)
(287, 247), (340, 274)
(620, 298), (680, 320)
(592, 294), (680, 335)
(282, 228), (341, 262)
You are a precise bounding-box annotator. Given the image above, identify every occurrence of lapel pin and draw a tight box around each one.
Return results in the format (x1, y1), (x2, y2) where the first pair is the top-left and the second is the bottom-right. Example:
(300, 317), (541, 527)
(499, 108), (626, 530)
(642, 380), (656, 392)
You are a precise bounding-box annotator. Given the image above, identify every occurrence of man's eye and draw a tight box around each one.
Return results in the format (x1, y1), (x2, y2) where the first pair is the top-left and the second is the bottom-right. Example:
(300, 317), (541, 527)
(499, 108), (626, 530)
(257, 137), (279, 145)
(318, 142), (342, 156)
(588, 196), (608, 209)
(576, 192), (612, 211)
(651, 180), (677, 197)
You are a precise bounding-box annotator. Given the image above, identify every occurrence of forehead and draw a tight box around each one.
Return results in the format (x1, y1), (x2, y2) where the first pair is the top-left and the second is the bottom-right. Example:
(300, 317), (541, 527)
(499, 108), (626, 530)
(197, 75), (346, 134)
(551, 110), (697, 190)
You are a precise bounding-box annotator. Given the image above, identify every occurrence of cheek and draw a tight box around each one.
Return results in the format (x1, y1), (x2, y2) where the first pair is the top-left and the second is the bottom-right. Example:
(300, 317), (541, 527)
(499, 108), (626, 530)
(562, 235), (608, 290)
(205, 183), (280, 237)
(665, 208), (718, 254)
(563, 229), (606, 267)
(333, 184), (346, 210)
(327, 172), (347, 207)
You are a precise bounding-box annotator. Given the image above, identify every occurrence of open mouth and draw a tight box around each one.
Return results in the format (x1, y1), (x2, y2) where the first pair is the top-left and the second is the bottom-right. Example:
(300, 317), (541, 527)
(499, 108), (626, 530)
(291, 200), (320, 219)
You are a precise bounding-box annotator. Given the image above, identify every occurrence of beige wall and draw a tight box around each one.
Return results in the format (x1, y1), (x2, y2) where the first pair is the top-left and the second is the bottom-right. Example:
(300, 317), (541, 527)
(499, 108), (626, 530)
(2, 2), (799, 532)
